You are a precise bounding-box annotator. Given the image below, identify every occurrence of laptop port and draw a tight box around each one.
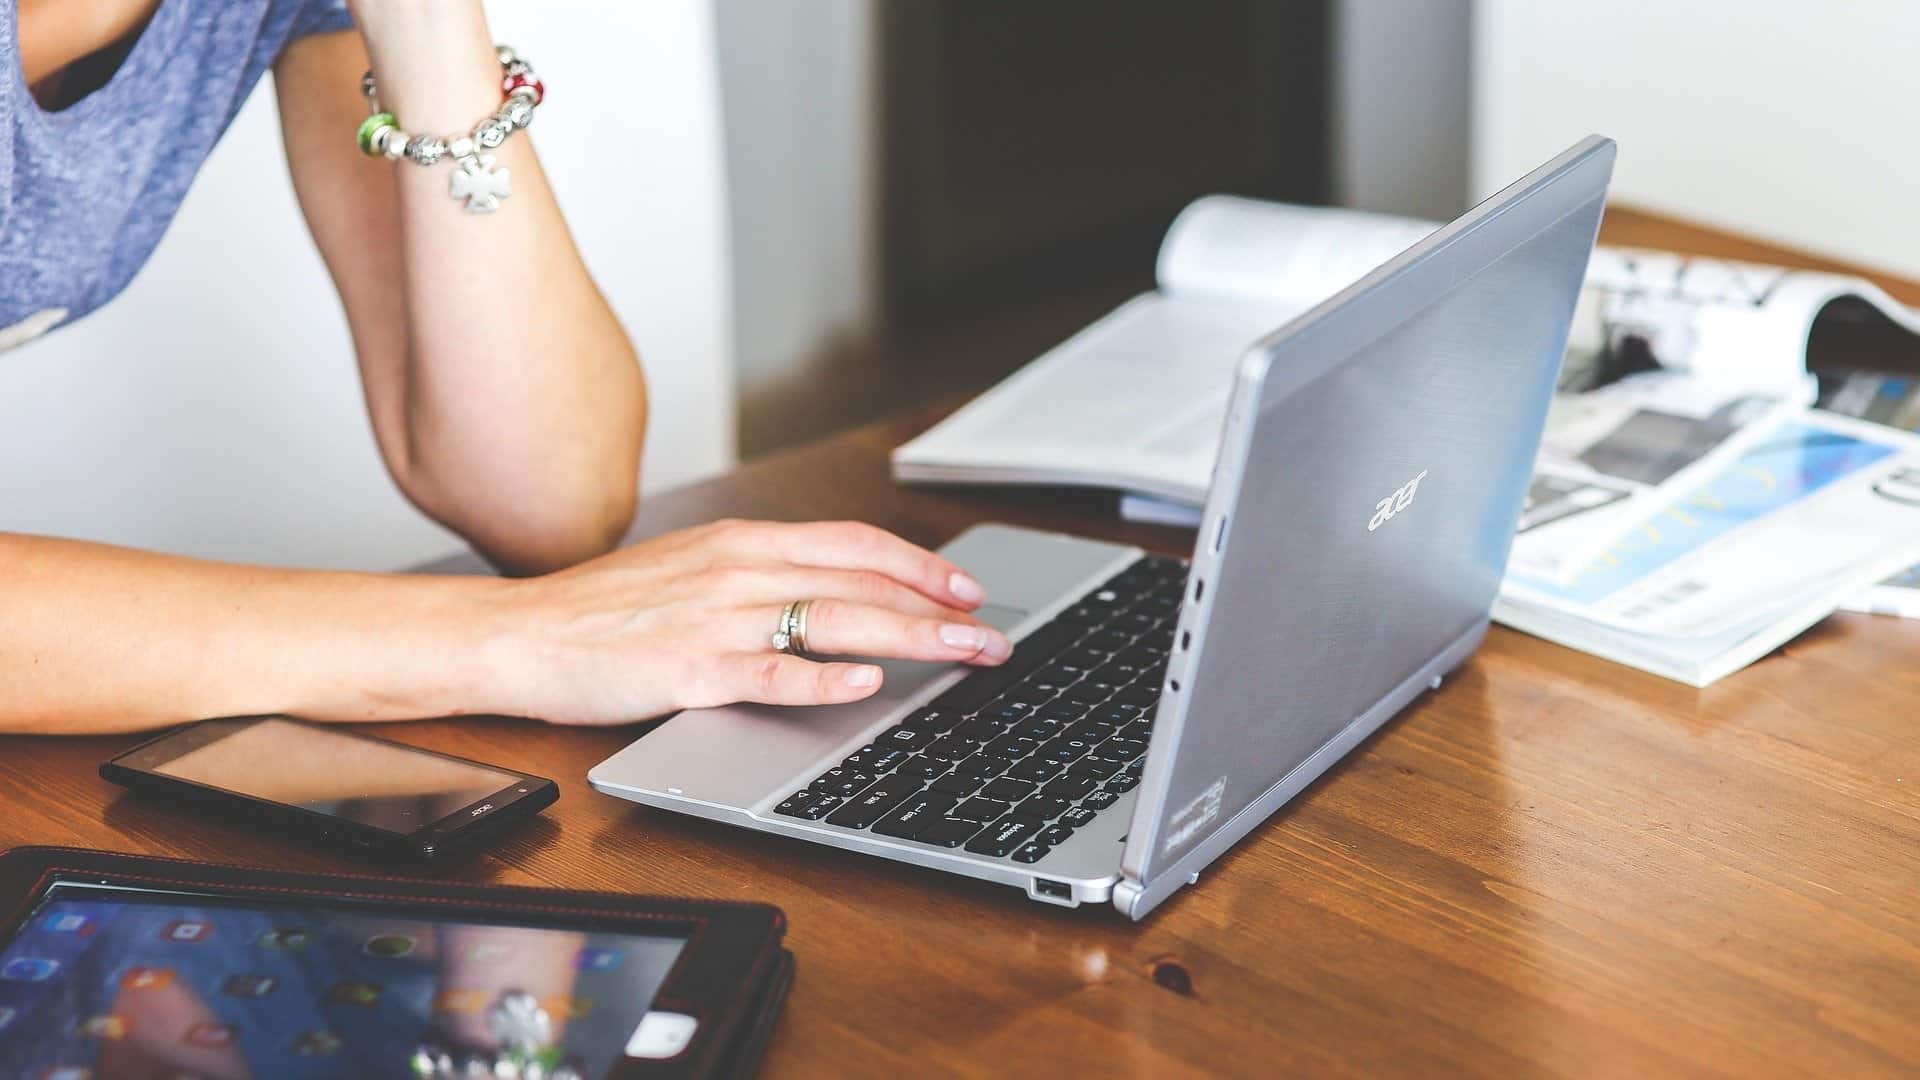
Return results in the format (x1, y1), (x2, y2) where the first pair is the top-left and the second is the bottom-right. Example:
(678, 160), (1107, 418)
(1032, 879), (1072, 903)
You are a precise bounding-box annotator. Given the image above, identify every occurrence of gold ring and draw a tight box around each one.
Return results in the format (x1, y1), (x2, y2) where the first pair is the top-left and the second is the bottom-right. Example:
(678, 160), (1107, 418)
(790, 599), (814, 658)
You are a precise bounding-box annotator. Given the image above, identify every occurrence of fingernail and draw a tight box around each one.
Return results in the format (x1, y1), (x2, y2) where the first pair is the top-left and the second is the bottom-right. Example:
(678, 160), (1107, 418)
(980, 631), (1012, 662)
(940, 624), (988, 651)
(845, 665), (880, 688)
(948, 572), (984, 605)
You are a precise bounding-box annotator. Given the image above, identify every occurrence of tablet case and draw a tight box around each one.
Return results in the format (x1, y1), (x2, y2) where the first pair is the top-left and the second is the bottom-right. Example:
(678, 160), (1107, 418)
(0, 846), (793, 1079)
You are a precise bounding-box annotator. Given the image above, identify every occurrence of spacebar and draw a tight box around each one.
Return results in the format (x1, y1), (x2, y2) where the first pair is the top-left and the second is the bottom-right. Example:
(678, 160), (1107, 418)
(928, 620), (1083, 714)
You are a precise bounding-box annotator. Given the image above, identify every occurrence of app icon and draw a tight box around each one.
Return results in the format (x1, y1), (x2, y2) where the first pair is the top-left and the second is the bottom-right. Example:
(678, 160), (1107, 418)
(291, 1030), (343, 1056)
(222, 973), (278, 998)
(432, 988), (489, 1015)
(119, 966), (176, 991)
(183, 1022), (236, 1049)
(160, 920), (213, 943)
(38, 1068), (91, 1080)
(75, 1015), (133, 1040)
(326, 981), (383, 1007)
(0, 1006), (16, 1031)
(42, 913), (93, 935)
(541, 996), (595, 1020)
(362, 933), (416, 959)
(460, 942), (513, 963)
(1, 957), (60, 982)
(575, 948), (624, 972)
(257, 928), (311, 951)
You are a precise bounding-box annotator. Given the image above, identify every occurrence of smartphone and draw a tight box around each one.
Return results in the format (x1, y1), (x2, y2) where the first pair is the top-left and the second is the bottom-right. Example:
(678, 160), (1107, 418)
(101, 715), (559, 863)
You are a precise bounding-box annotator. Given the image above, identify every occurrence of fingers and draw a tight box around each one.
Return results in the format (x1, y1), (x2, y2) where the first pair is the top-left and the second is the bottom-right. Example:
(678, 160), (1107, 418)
(748, 598), (1011, 665)
(721, 653), (886, 707)
(706, 566), (971, 622)
(707, 520), (985, 611)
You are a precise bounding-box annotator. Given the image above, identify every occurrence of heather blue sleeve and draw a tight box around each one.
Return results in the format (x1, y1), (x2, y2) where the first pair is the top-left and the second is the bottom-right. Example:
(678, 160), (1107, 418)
(291, 0), (355, 38)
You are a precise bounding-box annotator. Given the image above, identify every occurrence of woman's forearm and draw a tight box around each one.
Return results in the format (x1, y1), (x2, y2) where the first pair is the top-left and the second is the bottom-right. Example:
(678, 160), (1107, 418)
(0, 533), (504, 735)
(293, 4), (647, 575)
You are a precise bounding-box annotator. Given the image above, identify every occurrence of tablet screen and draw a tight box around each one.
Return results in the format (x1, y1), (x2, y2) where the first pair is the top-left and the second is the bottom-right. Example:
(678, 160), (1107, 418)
(0, 882), (687, 1079)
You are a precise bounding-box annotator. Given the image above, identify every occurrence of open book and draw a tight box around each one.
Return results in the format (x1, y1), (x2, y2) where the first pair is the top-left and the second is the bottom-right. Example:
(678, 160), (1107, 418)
(894, 195), (1920, 684)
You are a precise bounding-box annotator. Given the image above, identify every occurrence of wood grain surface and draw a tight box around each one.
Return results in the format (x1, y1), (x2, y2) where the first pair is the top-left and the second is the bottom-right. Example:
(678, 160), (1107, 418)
(3, 208), (1916, 1078)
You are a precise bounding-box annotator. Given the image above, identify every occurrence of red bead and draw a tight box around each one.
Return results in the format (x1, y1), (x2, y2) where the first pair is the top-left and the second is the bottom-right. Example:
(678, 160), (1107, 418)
(503, 73), (545, 106)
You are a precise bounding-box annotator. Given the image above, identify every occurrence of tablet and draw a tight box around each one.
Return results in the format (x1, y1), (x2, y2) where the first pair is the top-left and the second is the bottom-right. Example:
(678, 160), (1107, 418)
(0, 848), (792, 1079)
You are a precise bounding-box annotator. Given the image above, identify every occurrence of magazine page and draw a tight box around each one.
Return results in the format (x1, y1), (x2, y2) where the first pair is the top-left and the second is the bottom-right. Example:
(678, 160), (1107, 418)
(1153, 195), (1438, 307)
(1500, 412), (1920, 641)
(1818, 364), (1920, 616)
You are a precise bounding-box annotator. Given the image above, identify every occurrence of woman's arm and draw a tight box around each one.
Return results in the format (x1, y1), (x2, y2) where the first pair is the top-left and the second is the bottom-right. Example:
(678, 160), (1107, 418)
(0, 521), (1009, 735)
(274, 3), (646, 576)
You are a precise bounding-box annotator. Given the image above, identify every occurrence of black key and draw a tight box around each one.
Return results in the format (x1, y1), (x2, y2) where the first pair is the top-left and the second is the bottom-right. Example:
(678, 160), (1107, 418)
(1037, 736), (1094, 766)
(1010, 842), (1052, 863)
(1058, 806), (1098, 828)
(1094, 659), (1148, 683)
(856, 748), (912, 774)
(894, 754), (945, 780)
(1140, 554), (1187, 578)
(871, 791), (958, 839)
(1036, 702), (1088, 724)
(1082, 790), (1120, 811)
(840, 745), (882, 769)
(826, 776), (920, 828)
(1009, 717), (1063, 741)
(1085, 628), (1134, 651)
(952, 717), (1005, 743)
(1125, 757), (1147, 776)
(922, 735), (977, 762)
(1086, 704), (1142, 729)
(1042, 774), (1098, 801)
(1030, 663), (1081, 688)
(1037, 824), (1075, 846)
(1100, 570), (1153, 596)
(1115, 647), (1163, 669)
(982, 735), (1038, 761)
(901, 708), (959, 733)
(964, 816), (1041, 857)
(1086, 739), (1146, 765)
(1114, 685), (1161, 709)
(1139, 593), (1181, 615)
(1058, 603), (1113, 625)
(1055, 649), (1107, 674)
(1066, 758), (1120, 781)
(978, 701), (1031, 726)
(1064, 684), (1112, 706)
(952, 797), (1012, 822)
(1064, 720), (1118, 745)
(798, 796), (843, 820)
(916, 817), (986, 848)
(929, 772), (982, 797)
(1012, 795), (1071, 821)
(877, 726), (932, 752)
(1104, 773), (1140, 793)
(813, 768), (874, 797)
(773, 791), (822, 818)
(978, 776), (1038, 802)
(953, 754), (1012, 779)
(1006, 758), (1062, 783)
(1113, 611), (1159, 636)
(929, 620), (1083, 714)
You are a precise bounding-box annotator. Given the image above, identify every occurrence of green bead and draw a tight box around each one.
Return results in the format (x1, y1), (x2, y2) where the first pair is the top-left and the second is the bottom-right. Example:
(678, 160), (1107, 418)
(357, 112), (397, 156)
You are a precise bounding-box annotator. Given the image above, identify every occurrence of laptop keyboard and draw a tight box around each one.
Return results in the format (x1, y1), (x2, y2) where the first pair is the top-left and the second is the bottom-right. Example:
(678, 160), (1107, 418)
(773, 554), (1188, 865)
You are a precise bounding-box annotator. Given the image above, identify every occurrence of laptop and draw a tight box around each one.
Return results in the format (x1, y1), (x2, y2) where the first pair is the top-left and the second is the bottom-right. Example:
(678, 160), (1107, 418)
(591, 136), (1615, 920)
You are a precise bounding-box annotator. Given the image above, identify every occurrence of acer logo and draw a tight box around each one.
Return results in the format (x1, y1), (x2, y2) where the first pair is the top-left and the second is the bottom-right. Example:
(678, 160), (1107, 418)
(1367, 470), (1430, 532)
(470, 804), (493, 816)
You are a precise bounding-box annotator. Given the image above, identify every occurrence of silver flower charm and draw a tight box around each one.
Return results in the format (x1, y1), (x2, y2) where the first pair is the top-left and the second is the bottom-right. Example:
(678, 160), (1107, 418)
(451, 154), (512, 214)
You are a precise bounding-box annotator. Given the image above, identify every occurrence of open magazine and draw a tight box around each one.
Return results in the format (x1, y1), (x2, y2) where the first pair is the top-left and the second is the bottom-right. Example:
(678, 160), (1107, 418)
(893, 195), (1920, 683)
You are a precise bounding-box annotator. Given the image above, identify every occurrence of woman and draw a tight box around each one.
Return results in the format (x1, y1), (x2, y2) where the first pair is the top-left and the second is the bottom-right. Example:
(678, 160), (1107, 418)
(1, 0), (1011, 734)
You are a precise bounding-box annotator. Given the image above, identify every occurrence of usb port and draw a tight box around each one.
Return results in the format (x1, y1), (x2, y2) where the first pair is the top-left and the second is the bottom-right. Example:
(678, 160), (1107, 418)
(1033, 879), (1071, 901)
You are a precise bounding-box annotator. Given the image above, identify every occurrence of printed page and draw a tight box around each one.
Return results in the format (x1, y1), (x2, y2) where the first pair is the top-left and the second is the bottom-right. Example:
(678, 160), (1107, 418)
(1154, 195), (1439, 307)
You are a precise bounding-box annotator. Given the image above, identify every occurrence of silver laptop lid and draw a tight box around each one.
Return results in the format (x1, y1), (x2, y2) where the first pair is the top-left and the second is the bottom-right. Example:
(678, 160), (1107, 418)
(1121, 137), (1615, 899)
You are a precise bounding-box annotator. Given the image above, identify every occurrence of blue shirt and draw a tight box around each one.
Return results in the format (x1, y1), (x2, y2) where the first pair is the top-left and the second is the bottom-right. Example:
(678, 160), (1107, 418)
(0, 0), (352, 341)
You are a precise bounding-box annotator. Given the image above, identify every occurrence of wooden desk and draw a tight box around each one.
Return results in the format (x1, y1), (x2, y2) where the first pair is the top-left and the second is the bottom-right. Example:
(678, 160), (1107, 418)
(4, 209), (1917, 1077)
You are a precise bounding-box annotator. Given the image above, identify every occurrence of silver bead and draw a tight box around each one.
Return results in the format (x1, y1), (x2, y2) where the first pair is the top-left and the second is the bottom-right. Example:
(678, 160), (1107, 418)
(382, 130), (410, 159)
(360, 71), (376, 98)
(506, 60), (532, 78)
(474, 116), (512, 150)
(448, 135), (476, 159)
(368, 125), (395, 156)
(407, 135), (447, 166)
(501, 97), (535, 130)
(496, 44), (519, 67)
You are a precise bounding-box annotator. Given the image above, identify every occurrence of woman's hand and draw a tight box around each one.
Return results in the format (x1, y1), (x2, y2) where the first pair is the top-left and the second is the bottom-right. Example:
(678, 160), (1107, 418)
(475, 520), (1012, 725)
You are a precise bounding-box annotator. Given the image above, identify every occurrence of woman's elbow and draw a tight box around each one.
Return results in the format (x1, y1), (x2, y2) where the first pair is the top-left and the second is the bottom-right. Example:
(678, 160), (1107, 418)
(474, 480), (638, 576)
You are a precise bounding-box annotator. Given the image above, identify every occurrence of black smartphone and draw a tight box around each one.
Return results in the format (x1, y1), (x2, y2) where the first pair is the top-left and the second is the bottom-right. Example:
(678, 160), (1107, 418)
(100, 715), (558, 863)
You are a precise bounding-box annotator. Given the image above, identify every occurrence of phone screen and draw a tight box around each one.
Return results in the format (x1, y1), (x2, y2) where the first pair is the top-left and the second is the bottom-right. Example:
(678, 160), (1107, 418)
(0, 882), (686, 1078)
(148, 717), (522, 835)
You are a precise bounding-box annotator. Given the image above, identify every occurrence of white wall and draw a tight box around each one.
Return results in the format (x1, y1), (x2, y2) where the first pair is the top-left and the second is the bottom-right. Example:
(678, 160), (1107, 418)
(1333, 0), (1473, 220)
(0, 0), (736, 571)
(1474, 0), (1920, 278)
(712, 0), (878, 393)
